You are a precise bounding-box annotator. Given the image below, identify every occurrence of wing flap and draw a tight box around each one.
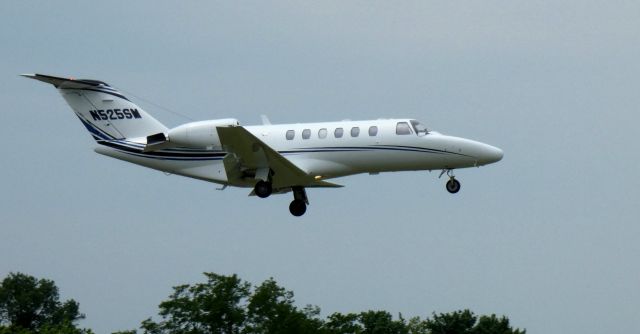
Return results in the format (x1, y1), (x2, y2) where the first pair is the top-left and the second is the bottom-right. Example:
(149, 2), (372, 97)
(217, 126), (311, 188)
(217, 126), (342, 189)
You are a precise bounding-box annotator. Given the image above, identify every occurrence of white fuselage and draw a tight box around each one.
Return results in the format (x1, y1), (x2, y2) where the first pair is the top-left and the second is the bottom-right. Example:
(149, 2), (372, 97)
(95, 118), (503, 187)
(24, 73), (504, 216)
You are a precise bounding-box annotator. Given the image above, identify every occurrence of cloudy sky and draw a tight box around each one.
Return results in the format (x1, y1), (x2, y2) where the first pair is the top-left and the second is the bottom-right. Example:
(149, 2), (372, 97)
(1, 1), (639, 333)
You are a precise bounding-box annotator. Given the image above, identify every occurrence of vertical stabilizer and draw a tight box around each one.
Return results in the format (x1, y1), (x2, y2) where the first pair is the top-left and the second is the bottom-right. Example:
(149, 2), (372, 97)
(22, 74), (167, 141)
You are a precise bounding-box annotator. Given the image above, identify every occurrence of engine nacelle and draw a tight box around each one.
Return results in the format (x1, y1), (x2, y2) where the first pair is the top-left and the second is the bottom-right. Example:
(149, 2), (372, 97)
(167, 118), (239, 148)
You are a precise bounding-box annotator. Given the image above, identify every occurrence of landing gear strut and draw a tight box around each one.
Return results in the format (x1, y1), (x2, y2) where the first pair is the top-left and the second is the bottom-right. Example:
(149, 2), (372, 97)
(440, 169), (461, 194)
(254, 180), (273, 198)
(289, 186), (308, 216)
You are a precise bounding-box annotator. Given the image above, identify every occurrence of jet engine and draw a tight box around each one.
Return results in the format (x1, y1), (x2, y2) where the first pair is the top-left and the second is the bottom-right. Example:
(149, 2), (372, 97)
(147, 118), (239, 149)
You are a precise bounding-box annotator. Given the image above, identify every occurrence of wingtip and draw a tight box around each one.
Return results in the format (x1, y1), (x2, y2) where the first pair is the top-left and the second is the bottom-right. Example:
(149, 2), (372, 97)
(20, 73), (36, 78)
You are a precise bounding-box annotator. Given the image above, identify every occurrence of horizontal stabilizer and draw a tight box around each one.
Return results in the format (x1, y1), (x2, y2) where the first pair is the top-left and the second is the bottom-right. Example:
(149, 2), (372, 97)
(21, 73), (113, 90)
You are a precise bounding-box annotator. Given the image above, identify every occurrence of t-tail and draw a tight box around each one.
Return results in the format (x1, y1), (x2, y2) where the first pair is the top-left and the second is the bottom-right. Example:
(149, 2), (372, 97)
(21, 74), (167, 142)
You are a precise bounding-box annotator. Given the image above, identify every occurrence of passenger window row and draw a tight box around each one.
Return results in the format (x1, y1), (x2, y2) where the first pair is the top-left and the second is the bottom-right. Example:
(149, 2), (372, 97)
(286, 122), (421, 140)
(286, 126), (378, 140)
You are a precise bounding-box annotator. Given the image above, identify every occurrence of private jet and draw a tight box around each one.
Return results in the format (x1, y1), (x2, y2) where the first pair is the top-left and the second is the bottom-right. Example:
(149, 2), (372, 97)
(23, 74), (503, 216)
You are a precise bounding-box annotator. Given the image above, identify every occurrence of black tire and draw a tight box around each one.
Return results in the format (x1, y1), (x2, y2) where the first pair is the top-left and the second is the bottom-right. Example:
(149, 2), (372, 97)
(254, 180), (272, 198)
(446, 179), (461, 194)
(289, 199), (307, 216)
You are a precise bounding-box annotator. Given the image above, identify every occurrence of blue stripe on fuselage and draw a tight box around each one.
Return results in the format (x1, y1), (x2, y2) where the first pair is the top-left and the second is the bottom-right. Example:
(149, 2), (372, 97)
(281, 145), (472, 158)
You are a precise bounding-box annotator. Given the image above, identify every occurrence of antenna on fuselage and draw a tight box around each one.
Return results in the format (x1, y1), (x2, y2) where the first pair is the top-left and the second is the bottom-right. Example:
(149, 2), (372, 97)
(260, 115), (272, 125)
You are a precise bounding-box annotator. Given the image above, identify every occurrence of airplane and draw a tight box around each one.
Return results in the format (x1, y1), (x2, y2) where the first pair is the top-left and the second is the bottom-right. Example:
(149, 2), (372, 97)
(23, 73), (503, 216)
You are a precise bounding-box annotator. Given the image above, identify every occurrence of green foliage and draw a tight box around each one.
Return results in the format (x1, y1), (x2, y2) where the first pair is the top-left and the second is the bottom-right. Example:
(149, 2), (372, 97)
(424, 310), (526, 334)
(0, 324), (95, 334)
(141, 273), (251, 334)
(425, 310), (476, 334)
(39, 323), (94, 334)
(0, 272), (89, 334)
(324, 312), (362, 334)
(471, 314), (526, 334)
(137, 273), (526, 334)
(245, 278), (294, 333)
(1, 271), (527, 334)
(406, 316), (429, 334)
(139, 273), (327, 334)
(245, 278), (323, 334)
(358, 311), (407, 334)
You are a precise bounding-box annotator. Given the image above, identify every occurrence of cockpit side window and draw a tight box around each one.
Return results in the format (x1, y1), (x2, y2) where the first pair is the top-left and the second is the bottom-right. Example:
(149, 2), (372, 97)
(396, 122), (412, 135)
(410, 120), (429, 136)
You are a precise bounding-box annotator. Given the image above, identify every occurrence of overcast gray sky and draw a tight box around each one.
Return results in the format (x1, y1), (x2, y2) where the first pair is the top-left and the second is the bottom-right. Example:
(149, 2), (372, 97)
(1, 1), (639, 333)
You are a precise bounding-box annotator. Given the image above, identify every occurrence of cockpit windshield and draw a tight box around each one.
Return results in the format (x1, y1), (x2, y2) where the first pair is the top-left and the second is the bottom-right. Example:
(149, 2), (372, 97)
(410, 120), (429, 136)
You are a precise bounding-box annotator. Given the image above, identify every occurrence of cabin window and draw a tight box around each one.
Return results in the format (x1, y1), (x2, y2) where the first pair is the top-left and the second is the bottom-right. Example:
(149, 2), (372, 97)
(368, 126), (378, 136)
(351, 127), (360, 137)
(396, 122), (412, 135)
(334, 128), (344, 138)
(302, 129), (311, 139)
(318, 128), (327, 139)
(286, 130), (295, 140)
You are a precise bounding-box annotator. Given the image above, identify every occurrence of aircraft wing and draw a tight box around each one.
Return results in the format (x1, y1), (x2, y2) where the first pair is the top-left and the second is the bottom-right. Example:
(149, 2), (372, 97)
(217, 126), (342, 190)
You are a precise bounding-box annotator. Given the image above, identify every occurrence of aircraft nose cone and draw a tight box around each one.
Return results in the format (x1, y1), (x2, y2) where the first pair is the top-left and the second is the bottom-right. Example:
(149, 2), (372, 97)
(477, 144), (503, 165)
(490, 146), (504, 162)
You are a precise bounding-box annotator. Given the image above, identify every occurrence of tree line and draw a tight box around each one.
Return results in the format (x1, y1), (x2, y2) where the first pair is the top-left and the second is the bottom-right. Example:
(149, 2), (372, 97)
(0, 272), (525, 334)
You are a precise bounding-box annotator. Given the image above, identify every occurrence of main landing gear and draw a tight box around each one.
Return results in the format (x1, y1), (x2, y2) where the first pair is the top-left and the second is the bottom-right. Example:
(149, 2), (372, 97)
(253, 181), (308, 216)
(289, 187), (308, 217)
(440, 169), (461, 194)
(254, 180), (273, 198)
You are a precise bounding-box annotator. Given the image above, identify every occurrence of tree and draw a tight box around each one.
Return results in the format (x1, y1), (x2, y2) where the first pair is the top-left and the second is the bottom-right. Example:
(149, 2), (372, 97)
(471, 314), (525, 334)
(245, 278), (323, 334)
(130, 273), (525, 334)
(424, 310), (525, 334)
(141, 273), (251, 334)
(406, 316), (429, 334)
(358, 311), (407, 334)
(0, 272), (90, 333)
(425, 310), (476, 334)
(324, 312), (362, 334)
(245, 278), (294, 333)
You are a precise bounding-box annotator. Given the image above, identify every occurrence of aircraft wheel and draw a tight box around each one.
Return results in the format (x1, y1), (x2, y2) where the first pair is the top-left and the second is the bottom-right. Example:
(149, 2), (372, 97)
(446, 178), (461, 194)
(254, 180), (273, 198)
(289, 199), (307, 217)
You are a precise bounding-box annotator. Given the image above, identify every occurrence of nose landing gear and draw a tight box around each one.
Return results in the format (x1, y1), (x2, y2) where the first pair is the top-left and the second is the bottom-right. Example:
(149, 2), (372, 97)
(446, 178), (461, 194)
(440, 169), (461, 194)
